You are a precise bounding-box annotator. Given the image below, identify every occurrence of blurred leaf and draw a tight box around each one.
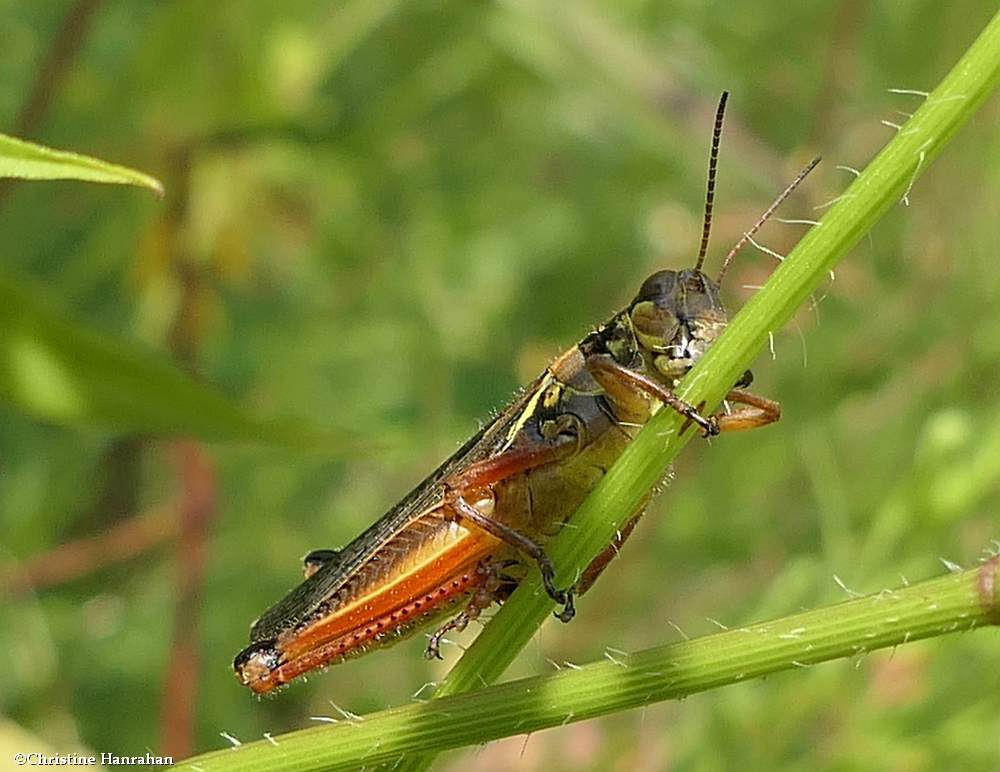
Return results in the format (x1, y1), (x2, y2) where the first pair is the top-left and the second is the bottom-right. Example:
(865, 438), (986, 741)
(0, 133), (163, 196)
(0, 274), (357, 451)
(0, 719), (63, 765)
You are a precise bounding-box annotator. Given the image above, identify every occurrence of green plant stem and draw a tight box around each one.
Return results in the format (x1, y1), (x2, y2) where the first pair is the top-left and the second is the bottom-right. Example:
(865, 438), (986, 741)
(385, 9), (1000, 771)
(180, 10), (999, 771)
(177, 559), (1000, 771)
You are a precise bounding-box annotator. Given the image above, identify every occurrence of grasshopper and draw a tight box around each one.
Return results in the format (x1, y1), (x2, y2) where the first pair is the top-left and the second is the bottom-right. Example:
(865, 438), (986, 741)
(235, 93), (819, 694)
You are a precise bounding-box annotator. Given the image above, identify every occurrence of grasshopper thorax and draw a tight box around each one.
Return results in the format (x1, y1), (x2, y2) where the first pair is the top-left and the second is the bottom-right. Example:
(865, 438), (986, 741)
(628, 268), (727, 382)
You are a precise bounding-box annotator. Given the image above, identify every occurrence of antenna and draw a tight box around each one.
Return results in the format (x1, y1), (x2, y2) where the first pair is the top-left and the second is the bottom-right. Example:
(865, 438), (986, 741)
(694, 91), (729, 272)
(716, 156), (822, 282)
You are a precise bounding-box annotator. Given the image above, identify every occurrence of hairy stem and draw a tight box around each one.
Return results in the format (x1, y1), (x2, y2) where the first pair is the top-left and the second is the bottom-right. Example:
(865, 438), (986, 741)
(178, 559), (999, 771)
(389, 9), (1000, 771)
(179, 9), (1000, 771)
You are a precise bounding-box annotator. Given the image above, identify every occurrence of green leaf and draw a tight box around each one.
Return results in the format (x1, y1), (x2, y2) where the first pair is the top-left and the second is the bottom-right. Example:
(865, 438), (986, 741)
(0, 133), (163, 196)
(0, 274), (360, 451)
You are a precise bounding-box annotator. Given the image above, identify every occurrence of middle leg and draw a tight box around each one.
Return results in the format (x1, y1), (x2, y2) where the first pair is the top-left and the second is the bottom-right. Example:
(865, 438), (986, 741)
(425, 558), (513, 660)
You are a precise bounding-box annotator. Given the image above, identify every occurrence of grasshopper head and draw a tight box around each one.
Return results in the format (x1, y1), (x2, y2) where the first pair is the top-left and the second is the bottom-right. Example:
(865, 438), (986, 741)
(628, 268), (728, 382)
(619, 92), (817, 387)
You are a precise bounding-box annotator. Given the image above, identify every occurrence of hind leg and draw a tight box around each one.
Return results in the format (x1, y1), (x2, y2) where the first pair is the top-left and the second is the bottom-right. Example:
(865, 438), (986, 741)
(442, 433), (581, 622)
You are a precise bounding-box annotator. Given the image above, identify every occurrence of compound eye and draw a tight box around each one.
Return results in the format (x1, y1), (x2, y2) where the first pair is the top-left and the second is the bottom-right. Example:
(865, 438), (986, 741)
(630, 300), (678, 351)
(634, 270), (678, 303)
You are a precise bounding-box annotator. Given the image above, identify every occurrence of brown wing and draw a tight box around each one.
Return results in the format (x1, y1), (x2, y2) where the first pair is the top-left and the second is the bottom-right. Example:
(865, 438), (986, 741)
(246, 371), (550, 643)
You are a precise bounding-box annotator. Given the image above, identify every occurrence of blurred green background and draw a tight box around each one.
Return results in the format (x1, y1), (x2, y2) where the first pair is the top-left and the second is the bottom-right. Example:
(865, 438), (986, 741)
(2, 1), (998, 769)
